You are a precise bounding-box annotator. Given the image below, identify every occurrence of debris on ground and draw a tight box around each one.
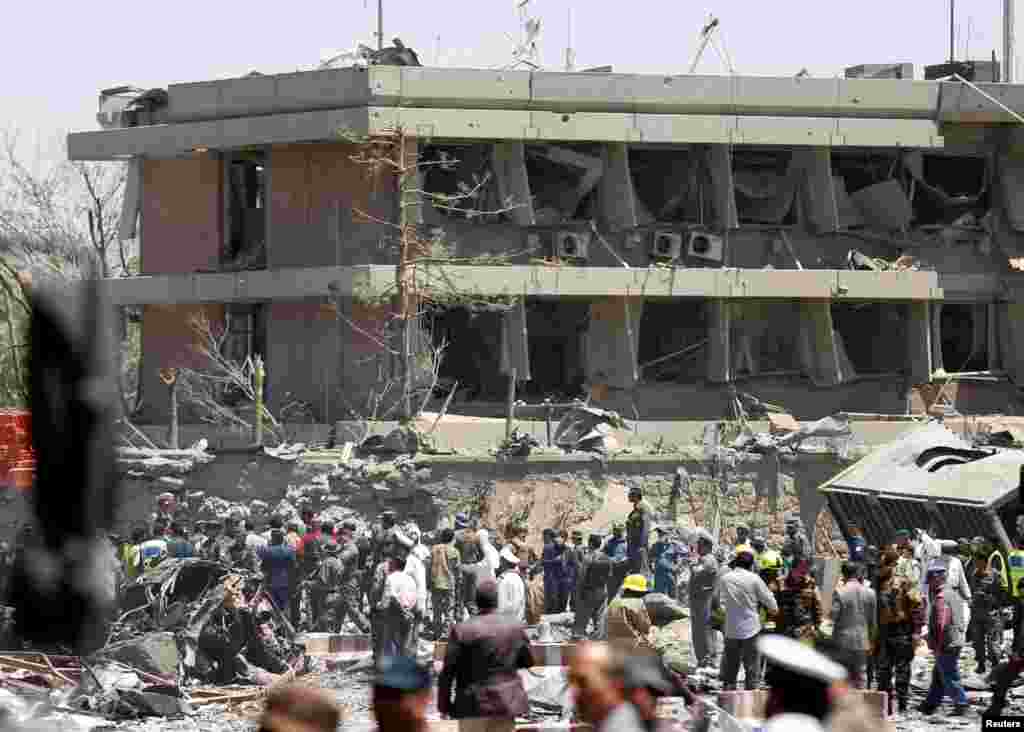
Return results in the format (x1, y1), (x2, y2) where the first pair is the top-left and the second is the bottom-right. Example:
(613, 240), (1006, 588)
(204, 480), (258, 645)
(553, 405), (630, 456)
(0, 558), (309, 724)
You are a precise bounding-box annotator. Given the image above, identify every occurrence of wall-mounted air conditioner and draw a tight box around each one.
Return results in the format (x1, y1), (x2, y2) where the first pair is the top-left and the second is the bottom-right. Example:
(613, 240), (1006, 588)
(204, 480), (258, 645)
(649, 230), (683, 260)
(554, 230), (590, 260)
(687, 231), (723, 262)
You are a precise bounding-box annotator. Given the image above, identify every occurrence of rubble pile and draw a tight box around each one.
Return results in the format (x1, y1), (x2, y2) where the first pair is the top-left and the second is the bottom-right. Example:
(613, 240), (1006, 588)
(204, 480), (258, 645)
(0, 559), (308, 725)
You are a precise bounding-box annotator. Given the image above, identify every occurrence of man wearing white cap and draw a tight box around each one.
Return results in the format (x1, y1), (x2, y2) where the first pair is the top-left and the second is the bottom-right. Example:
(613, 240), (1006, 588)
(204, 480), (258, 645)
(758, 634), (846, 722)
(919, 560), (969, 716)
(497, 546), (526, 623)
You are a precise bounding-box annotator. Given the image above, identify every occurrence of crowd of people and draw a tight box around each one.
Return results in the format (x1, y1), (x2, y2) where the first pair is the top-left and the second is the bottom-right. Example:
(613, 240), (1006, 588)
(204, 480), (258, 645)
(18, 483), (1024, 728)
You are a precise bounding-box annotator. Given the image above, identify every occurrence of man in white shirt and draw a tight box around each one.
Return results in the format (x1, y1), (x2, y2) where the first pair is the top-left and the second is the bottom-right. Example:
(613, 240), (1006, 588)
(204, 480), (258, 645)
(937, 539), (971, 630)
(379, 548), (420, 657)
(244, 520), (268, 552)
(405, 540), (428, 627)
(716, 547), (778, 690)
(497, 548), (526, 623)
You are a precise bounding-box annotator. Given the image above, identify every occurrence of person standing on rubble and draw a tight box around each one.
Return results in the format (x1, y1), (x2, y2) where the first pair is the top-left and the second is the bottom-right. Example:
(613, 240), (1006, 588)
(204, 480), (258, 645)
(777, 558), (823, 644)
(497, 547), (527, 623)
(689, 529), (719, 670)
(166, 521), (195, 559)
(377, 545), (420, 657)
(607, 574), (655, 653)
(565, 529), (584, 613)
(968, 535), (1007, 676)
(574, 533), (612, 639)
(626, 486), (653, 578)
(404, 524), (428, 641)
(983, 576), (1024, 717)
(919, 561), (970, 716)
(604, 523), (629, 598)
(227, 532), (260, 573)
(245, 520), (268, 552)
(139, 524), (169, 575)
(717, 546), (777, 690)
(830, 561), (876, 689)
(122, 527), (146, 582)
(437, 579), (533, 732)
(331, 520), (370, 633)
(875, 549), (924, 716)
(314, 536), (344, 631)
(258, 528), (296, 616)
(430, 528), (461, 638)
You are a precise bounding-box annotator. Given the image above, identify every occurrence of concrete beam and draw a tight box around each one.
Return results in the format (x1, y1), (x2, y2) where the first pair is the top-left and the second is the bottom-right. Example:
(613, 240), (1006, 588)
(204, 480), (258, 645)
(68, 107), (947, 161)
(67, 108), (370, 161)
(100, 265), (943, 305)
(161, 68), (952, 121)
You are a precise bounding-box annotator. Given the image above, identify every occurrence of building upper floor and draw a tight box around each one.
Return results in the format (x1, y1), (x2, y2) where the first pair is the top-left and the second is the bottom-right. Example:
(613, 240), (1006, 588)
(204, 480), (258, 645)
(67, 66), (1024, 306)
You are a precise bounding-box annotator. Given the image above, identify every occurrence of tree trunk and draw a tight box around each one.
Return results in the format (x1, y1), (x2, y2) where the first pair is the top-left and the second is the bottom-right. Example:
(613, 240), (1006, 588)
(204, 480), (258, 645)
(167, 379), (179, 450)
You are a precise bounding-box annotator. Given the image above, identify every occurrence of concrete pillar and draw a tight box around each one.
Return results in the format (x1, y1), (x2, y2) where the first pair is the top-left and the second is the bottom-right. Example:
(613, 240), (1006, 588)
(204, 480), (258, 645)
(703, 145), (738, 230)
(707, 300), (731, 383)
(597, 143), (638, 231)
(793, 460), (843, 547)
(930, 302), (944, 374)
(586, 296), (643, 389)
(796, 147), (839, 233)
(492, 142), (535, 226)
(906, 302), (932, 384)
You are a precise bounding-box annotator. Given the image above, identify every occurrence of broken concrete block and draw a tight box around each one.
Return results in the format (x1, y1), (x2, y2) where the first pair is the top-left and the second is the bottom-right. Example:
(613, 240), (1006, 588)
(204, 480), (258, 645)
(93, 632), (180, 680)
(850, 179), (912, 230)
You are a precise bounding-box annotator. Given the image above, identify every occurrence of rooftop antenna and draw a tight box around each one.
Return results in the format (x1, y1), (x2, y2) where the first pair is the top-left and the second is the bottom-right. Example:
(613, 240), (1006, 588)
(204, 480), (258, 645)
(377, 0), (384, 51)
(689, 15), (720, 73)
(434, 34), (441, 66)
(506, 0), (542, 70)
(950, 0), (956, 63)
(1005, 0), (1015, 82)
(565, 7), (575, 71)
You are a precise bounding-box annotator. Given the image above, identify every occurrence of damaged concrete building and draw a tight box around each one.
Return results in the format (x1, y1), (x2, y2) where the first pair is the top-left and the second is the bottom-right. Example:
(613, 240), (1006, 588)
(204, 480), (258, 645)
(67, 64), (1024, 425)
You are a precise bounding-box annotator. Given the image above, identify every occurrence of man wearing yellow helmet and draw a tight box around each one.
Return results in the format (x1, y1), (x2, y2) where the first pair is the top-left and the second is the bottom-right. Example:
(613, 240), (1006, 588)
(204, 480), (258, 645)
(607, 573), (654, 653)
(759, 550), (783, 618)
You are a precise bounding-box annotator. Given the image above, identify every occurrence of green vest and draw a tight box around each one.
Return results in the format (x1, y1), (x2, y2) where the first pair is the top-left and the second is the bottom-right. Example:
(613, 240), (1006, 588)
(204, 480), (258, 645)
(1007, 550), (1024, 597)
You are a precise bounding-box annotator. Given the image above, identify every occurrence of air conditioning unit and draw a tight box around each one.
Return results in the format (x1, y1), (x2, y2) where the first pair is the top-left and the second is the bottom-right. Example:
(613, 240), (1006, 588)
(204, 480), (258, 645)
(554, 230), (590, 260)
(687, 231), (723, 262)
(649, 230), (683, 260)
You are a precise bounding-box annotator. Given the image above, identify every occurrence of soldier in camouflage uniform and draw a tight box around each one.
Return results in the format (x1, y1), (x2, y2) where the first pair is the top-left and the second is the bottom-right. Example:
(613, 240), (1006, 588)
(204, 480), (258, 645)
(777, 558), (822, 643)
(334, 520), (370, 633)
(876, 549), (925, 715)
(968, 536), (1006, 675)
(429, 528), (461, 638)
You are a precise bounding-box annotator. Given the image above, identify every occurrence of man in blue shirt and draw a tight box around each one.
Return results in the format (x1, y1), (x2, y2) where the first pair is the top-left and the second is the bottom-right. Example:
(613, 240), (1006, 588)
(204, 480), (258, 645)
(543, 529), (568, 613)
(166, 521), (194, 559)
(604, 524), (629, 598)
(259, 529), (297, 615)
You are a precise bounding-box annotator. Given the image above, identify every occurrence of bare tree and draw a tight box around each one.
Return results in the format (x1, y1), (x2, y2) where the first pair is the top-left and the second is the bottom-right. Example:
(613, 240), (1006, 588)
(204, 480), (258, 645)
(176, 312), (313, 446)
(336, 126), (531, 426)
(0, 132), (131, 277)
(0, 132), (136, 408)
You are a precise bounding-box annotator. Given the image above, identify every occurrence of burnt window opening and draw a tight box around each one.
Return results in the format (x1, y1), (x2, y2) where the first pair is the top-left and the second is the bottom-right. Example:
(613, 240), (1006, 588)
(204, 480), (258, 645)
(521, 300), (588, 400)
(427, 301), (587, 404)
(637, 301), (708, 383)
(223, 304), (267, 366)
(831, 303), (907, 374)
(217, 304), (267, 408)
(629, 149), (703, 223)
(420, 144), (495, 222)
(909, 154), (989, 226)
(940, 304), (989, 372)
(525, 144), (604, 224)
(225, 153), (267, 269)
(428, 304), (507, 402)
(732, 148), (798, 226)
